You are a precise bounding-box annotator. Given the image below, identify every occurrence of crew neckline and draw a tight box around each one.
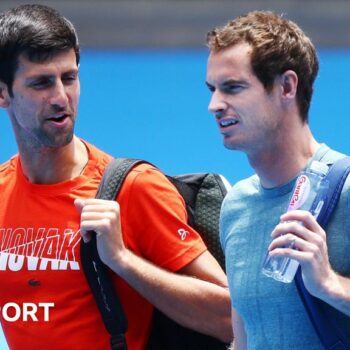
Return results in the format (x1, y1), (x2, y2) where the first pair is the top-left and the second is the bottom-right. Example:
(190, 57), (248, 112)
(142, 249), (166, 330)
(15, 140), (102, 196)
(259, 143), (330, 198)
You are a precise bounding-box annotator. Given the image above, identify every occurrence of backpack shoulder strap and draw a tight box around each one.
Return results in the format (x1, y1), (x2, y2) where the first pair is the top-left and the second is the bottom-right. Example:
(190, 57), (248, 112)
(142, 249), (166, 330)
(317, 156), (350, 227)
(80, 157), (145, 350)
(96, 158), (147, 200)
(295, 156), (350, 350)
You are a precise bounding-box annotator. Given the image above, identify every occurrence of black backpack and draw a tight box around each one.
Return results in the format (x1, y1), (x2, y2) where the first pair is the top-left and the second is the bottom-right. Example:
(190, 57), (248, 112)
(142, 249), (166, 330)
(80, 158), (230, 350)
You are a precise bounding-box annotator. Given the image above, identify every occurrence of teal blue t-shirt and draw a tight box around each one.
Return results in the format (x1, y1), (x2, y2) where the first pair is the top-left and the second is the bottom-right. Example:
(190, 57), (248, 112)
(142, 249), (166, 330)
(220, 145), (350, 349)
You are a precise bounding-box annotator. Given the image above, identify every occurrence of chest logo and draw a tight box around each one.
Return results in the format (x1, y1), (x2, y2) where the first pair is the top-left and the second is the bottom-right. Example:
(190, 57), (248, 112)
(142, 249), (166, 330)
(0, 227), (81, 271)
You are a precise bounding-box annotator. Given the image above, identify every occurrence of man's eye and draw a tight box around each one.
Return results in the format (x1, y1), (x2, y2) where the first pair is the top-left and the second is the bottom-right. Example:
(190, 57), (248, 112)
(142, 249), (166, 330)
(63, 76), (74, 82)
(208, 86), (215, 93)
(205, 83), (215, 93)
(30, 79), (51, 88)
(225, 85), (243, 93)
(63, 74), (78, 84)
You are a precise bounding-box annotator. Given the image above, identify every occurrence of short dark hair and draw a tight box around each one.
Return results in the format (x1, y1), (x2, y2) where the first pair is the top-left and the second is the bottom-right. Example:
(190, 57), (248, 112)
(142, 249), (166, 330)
(207, 11), (319, 122)
(0, 4), (80, 96)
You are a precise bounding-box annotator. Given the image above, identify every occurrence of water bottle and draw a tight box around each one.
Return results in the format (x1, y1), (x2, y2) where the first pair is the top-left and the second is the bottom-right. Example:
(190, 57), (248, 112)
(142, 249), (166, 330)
(261, 160), (329, 283)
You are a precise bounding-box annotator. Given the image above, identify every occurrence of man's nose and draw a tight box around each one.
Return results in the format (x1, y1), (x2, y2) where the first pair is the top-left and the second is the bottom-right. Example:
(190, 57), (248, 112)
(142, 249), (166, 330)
(208, 90), (227, 116)
(49, 81), (68, 108)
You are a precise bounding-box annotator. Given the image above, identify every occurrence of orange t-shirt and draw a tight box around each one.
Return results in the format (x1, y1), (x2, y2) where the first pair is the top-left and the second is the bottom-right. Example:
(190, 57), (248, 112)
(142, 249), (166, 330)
(0, 141), (207, 350)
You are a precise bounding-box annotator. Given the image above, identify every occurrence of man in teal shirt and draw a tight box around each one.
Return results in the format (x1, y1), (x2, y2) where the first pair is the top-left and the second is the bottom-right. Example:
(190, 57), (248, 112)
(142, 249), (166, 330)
(205, 10), (350, 349)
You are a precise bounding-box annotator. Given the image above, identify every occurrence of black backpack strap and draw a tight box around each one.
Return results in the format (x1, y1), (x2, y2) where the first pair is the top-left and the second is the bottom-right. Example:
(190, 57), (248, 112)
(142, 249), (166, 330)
(80, 158), (146, 350)
(295, 156), (350, 349)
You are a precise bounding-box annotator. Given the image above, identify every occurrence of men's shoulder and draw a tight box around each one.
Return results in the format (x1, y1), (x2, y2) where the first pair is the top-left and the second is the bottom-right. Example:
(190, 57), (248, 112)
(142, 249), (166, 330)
(119, 162), (190, 223)
(340, 167), (350, 197)
(125, 162), (164, 186)
(0, 161), (9, 174)
(0, 155), (18, 175)
(221, 174), (261, 219)
(320, 145), (347, 165)
(226, 174), (260, 201)
(321, 146), (350, 202)
(123, 162), (174, 194)
(0, 156), (18, 193)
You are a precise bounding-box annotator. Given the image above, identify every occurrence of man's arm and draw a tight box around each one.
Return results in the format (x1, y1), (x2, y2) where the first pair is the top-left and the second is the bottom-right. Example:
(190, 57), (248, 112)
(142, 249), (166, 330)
(269, 209), (350, 316)
(230, 307), (247, 350)
(75, 198), (233, 342)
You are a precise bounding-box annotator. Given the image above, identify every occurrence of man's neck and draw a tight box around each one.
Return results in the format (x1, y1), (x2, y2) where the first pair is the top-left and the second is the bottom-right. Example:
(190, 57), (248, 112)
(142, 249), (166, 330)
(19, 136), (89, 184)
(248, 125), (320, 188)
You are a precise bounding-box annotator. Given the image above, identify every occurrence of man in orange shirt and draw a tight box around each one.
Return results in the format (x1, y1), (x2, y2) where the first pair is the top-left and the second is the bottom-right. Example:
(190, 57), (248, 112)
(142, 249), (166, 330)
(0, 4), (232, 349)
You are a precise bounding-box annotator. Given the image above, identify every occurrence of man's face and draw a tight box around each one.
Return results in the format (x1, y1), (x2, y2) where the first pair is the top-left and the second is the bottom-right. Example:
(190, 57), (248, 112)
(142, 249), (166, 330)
(2, 48), (80, 150)
(206, 43), (283, 156)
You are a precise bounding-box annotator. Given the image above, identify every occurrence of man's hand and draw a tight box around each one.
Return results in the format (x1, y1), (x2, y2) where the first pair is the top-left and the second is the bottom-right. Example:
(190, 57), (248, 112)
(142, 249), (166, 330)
(74, 198), (126, 267)
(74, 197), (232, 341)
(268, 210), (337, 298)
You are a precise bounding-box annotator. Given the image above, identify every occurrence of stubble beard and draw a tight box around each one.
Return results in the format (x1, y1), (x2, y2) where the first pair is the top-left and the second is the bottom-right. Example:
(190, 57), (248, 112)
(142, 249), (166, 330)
(39, 127), (74, 149)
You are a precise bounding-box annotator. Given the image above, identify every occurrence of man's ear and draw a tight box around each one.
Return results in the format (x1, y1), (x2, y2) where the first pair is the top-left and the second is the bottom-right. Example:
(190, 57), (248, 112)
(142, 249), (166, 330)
(280, 70), (298, 99)
(0, 81), (11, 108)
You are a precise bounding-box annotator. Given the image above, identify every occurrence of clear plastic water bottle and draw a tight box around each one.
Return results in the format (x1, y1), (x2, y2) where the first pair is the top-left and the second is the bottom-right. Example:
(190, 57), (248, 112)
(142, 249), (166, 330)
(262, 160), (329, 283)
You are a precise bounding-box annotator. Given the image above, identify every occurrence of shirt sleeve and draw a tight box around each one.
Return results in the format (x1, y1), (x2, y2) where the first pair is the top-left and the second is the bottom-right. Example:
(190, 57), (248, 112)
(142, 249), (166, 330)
(118, 163), (207, 271)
